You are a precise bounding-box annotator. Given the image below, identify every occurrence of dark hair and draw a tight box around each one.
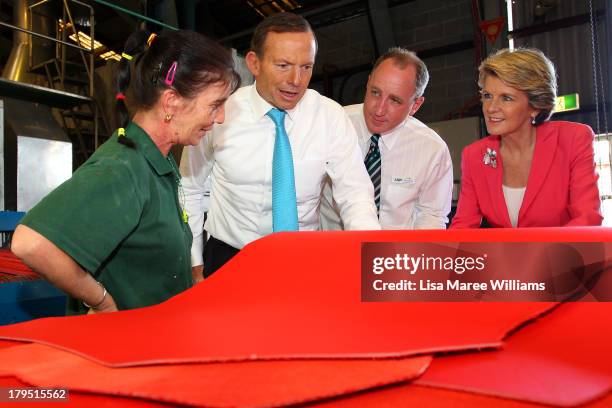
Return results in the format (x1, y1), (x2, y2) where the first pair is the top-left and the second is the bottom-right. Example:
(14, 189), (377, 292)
(250, 12), (317, 57)
(116, 30), (241, 147)
(372, 47), (429, 99)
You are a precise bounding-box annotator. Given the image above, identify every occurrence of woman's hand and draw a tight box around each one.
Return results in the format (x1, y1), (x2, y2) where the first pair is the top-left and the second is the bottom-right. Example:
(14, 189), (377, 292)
(87, 292), (119, 314)
(12, 225), (120, 314)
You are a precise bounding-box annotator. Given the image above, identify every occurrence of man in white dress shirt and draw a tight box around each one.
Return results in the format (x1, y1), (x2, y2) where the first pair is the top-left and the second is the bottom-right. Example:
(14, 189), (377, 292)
(320, 47), (453, 230)
(181, 12), (380, 280)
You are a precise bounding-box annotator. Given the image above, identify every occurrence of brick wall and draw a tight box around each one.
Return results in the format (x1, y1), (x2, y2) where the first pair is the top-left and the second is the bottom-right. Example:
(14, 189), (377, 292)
(315, 15), (376, 73)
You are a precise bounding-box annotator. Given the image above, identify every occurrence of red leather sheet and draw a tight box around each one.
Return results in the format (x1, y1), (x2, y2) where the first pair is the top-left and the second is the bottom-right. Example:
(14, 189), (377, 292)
(312, 384), (612, 408)
(0, 339), (22, 349)
(0, 344), (431, 408)
(416, 302), (612, 406)
(0, 376), (169, 407)
(0, 230), (560, 366)
(3, 375), (611, 408)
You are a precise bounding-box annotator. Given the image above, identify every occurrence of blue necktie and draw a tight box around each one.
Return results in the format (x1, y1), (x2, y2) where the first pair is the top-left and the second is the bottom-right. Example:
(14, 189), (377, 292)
(267, 108), (299, 232)
(364, 133), (381, 215)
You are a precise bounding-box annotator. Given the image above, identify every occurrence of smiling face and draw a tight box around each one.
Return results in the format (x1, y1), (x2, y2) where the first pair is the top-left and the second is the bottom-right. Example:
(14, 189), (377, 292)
(363, 58), (424, 135)
(172, 81), (231, 146)
(246, 31), (316, 110)
(481, 75), (538, 138)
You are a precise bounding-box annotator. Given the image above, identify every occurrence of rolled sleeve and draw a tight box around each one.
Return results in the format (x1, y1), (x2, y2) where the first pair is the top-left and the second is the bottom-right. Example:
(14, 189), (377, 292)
(413, 145), (453, 229)
(180, 137), (214, 266)
(326, 112), (380, 230)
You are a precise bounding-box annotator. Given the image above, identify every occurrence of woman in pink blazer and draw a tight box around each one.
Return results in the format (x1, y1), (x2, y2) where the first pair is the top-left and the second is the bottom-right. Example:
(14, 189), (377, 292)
(451, 48), (602, 228)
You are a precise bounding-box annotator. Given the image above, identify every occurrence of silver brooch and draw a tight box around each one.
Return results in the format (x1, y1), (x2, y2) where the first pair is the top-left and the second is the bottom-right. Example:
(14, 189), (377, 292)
(483, 148), (497, 168)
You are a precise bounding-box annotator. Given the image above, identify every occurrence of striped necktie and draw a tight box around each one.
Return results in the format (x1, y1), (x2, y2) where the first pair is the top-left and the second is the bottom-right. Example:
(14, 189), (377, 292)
(266, 108), (299, 232)
(364, 133), (382, 214)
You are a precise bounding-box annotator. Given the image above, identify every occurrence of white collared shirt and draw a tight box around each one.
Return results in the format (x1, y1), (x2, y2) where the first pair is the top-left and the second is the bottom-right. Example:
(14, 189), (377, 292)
(181, 85), (380, 264)
(320, 103), (453, 230)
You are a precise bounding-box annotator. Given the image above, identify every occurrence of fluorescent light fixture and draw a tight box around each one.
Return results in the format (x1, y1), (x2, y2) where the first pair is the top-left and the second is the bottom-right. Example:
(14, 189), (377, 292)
(68, 31), (104, 51)
(60, 19), (119, 61)
(99, 50), (122, 61)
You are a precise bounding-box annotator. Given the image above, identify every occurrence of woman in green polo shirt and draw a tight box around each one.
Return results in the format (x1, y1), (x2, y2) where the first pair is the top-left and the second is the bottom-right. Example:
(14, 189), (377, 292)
(11, 30), (240, 314)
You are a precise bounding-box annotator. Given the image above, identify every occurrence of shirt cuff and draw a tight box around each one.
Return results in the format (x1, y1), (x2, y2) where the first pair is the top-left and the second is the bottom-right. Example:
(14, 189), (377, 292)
(190, 234), (204, 266)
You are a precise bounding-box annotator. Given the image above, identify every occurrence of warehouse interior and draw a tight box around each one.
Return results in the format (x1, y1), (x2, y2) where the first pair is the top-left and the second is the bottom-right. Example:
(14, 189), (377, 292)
(0, 0), (610, 216)
(0, 2), (611, 406)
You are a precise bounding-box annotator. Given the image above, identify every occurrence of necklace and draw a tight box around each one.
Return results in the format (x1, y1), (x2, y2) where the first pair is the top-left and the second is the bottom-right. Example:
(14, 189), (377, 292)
(167, 156), (189, 224)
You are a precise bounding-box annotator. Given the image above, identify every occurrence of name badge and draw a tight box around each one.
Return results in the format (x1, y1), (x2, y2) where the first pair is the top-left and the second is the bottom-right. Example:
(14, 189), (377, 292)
(392, 177), (416, 185)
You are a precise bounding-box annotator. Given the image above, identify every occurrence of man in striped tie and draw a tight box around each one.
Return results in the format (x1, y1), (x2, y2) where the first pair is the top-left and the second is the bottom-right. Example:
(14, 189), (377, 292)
(364, 133), (382, 214)
(321, 47), (453, 230)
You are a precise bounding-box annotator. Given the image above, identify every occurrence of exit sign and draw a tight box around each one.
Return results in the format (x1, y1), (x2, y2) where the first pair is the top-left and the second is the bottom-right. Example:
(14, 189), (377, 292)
(554, 93), (579, 113)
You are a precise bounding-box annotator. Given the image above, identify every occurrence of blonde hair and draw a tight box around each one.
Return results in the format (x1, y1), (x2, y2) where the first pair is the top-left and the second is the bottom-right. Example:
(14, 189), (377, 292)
(478, 48), (557, 125)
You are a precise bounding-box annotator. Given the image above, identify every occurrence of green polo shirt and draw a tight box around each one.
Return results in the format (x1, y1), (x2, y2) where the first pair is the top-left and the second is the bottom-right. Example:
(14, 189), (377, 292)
(21, 122), (192, 314)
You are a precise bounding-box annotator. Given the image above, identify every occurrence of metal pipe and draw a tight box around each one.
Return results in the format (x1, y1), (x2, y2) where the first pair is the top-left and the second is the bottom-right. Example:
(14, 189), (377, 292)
(91, 0), (178, 30)
(29, 0), (54, 9)
(89, 5), (94, 98)
(509, 11), (604, 39)
(3, 0), (30, 81)
(605, 0), (612, 183)
(0, 21), (92, 53)
(470, 0), (484, 70)
(62, 0), (91, 84)
(61, 4), (67, 86)
(70, 0), (94, 10)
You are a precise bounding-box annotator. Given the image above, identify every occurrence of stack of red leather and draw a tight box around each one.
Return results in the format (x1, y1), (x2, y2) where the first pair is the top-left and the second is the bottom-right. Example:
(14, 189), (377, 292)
(0, 229), (609, 407)
(0, 248), (37, 282)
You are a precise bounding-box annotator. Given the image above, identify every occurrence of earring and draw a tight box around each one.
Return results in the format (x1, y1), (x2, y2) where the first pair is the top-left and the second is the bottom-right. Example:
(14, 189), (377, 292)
(164, 113), (173, 122)
(531, 116), (536, 125)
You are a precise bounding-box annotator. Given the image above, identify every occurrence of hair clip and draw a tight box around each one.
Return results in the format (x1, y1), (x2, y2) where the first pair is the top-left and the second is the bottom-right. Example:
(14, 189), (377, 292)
(151, 62), (162, 85)
(164, 61), (178, 86)
(121, 52), (133, 61)
(147, 33), (157, 48)
(115, 92), (126, 101)
(116, 127), (136, 148)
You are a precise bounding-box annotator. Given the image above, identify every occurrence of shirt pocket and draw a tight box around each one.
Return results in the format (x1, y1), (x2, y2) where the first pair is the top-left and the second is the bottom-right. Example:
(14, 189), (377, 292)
(294, 159), (325, 203)
(386, 179), (419, 210)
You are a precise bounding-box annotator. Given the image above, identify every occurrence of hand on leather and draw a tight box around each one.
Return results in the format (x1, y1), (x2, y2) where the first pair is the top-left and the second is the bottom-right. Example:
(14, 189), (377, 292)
(192, 265), (204, 285)
(87, 293), (118, 314)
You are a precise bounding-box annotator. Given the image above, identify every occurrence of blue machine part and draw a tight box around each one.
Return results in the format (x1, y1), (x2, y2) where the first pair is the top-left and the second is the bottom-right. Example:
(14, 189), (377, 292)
(0, 211), (66, 324)
(0, 280), (66, 325)
(0, 211), (25, 231)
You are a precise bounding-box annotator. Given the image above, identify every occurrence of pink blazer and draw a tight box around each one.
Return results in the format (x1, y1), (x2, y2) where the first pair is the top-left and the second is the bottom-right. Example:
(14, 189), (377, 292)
(451, 121), (603, 228)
